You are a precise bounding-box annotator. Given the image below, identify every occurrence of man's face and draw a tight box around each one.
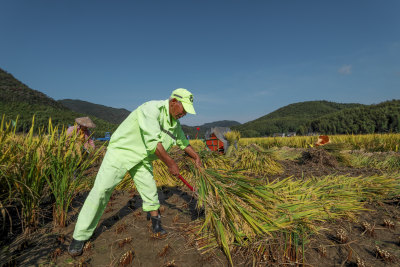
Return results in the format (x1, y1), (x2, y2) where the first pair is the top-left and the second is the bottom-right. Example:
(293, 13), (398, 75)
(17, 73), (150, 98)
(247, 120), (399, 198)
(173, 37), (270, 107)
(169, 98), (187, 120)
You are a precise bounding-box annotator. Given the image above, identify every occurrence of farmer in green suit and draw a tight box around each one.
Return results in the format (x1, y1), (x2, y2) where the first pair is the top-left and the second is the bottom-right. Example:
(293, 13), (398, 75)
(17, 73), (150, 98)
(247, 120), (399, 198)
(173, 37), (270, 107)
(69, 88), (202, 256)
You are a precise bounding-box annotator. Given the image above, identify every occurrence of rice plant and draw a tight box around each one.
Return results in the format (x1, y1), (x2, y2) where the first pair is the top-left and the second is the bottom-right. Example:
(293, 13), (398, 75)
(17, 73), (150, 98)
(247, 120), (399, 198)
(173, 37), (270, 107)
(44, 121), (104, 227)
(0, 115), (104, 232)
(0, 116), (48, 233)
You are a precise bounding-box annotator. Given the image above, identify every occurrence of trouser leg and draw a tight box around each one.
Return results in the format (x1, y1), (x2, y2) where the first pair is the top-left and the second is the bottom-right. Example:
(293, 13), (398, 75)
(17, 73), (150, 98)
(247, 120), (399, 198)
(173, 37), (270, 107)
(73, 153), (127, 241)
(129, 161), (160, 212)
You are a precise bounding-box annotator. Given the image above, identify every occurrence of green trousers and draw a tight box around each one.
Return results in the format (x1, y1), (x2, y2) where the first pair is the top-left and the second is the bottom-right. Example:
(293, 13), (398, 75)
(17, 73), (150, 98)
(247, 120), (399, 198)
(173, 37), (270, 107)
(73, 152), (160, 241)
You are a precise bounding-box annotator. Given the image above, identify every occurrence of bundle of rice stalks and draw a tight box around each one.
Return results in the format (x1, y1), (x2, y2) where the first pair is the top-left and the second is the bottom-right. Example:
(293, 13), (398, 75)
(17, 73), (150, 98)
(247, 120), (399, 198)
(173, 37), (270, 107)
(231, 145), (283, 177)
(224, 131), (241, 157)
(224, 131), (241, 145)
(193, 168), (284, 264)
(115, 173), (135, 190)
(198, 149), (232, 170)
(153, 159), (180, 187)
(189, 139), (207, 151)
(151, 141), (284, 190)
(117, 147), (194, 191)
(151, 144), (283, 191)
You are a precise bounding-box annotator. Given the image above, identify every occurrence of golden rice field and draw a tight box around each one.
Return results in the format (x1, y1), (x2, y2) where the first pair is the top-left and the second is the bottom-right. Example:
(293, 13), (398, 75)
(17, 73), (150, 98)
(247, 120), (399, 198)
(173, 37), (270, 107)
(240, 133), (400, 152)
(1, 117), (399, 266)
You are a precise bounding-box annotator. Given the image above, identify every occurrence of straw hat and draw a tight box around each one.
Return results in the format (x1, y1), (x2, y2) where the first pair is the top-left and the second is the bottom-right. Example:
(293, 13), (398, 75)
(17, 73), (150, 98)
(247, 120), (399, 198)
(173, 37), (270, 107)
(315, 135), (330, 146)
(75, 117), (96, 128)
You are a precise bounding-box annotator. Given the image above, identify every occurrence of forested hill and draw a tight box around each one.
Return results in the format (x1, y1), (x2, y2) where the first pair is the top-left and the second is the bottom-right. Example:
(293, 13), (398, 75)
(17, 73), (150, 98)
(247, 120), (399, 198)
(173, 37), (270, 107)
(59, 99), (131, 124)
(0, 68), (65, 109)
(0, 68), (118, 136)
(232, 101), (364, 137)
(302, 100), (400, 134)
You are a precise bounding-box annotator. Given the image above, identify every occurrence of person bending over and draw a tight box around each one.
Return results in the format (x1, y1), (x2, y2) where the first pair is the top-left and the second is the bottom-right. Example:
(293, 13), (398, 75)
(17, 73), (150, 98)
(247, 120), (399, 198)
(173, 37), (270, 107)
(68, 88), (202, 256)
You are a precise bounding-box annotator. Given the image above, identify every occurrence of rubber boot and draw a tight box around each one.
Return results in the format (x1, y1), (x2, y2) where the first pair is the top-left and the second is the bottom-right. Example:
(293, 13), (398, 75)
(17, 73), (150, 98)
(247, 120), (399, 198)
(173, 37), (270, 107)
(68, 238), (87, 256)
(146, 209), (161, 221)
(147, 210), (167, 236)
(150, 214), (167, 236)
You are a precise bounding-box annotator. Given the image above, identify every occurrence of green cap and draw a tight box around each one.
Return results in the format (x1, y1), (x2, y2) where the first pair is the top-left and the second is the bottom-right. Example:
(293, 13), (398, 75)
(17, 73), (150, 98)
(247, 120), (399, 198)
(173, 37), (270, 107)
(170, 88), (196, 114)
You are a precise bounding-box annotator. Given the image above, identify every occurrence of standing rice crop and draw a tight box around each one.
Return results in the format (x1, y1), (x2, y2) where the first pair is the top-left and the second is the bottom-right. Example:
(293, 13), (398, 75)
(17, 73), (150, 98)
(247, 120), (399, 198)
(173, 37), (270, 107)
(239, 133), (400, 152)
(0, 116), (49, 233)
(44, 122), (104, 227)
(0, 116), (16, 233)
(0, 115), (104, 233)
(230, 145), (283, 177)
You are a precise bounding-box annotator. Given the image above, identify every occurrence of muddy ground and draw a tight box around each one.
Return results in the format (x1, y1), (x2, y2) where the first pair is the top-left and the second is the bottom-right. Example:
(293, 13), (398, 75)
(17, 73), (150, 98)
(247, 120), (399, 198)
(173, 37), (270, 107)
(1, 148), (399, 266)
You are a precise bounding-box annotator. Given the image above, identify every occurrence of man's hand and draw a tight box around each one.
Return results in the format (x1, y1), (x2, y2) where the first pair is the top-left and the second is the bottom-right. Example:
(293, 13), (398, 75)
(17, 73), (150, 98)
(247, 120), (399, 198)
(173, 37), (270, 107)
(155, 142), (180, 176)
(184, 145), (203, 169)
(168, 161), (180, 177)
(194, 156), (203, 169)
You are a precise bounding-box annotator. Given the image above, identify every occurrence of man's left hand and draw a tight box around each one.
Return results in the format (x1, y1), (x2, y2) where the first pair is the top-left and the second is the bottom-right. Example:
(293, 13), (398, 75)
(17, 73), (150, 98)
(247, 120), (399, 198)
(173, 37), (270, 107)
(194, 157), (203, 169)
(184, 145), (203, 169)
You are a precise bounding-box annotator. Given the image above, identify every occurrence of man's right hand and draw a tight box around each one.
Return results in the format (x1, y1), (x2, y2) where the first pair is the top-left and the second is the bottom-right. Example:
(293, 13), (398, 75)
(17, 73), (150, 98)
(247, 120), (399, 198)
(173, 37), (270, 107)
(168, 161), (180, 177)
(155, 142), (180, 177)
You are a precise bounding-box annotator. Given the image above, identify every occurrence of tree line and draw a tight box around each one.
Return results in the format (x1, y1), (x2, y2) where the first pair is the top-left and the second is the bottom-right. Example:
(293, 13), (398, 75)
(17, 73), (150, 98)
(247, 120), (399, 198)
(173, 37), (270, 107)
(300, 100), (400, 135)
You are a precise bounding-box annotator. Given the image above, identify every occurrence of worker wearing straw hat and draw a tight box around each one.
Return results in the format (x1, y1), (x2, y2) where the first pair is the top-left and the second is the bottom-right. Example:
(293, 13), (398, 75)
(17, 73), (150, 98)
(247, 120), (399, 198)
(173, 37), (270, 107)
(66, 116), (96, 151)
(69, 88), (202, 256)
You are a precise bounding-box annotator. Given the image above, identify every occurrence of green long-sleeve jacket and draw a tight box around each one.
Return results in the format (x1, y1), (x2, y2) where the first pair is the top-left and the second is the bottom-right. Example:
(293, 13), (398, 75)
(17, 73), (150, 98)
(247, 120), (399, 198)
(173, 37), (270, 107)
(106, 99), (189, 171)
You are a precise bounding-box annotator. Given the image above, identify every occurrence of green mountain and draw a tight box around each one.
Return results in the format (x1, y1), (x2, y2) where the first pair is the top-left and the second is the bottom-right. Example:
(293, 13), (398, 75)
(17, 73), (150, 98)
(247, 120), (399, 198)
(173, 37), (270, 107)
(59, 99), (131, 124)
(232, 101), (364, 137)
(0, 68), (117, 137)
(303, 100), (400, 134)
(0, 69), (65, 110)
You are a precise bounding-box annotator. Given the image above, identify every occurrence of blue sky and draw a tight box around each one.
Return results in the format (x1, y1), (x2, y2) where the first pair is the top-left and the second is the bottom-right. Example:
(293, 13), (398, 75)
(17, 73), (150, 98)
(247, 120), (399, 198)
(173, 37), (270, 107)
(1, 0), (399, 126)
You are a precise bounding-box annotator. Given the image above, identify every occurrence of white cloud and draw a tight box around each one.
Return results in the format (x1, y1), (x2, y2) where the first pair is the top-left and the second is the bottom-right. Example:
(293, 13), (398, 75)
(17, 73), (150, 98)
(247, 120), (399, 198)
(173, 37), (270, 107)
(338, 65), (352, 75)
(254, 90), (272, 96)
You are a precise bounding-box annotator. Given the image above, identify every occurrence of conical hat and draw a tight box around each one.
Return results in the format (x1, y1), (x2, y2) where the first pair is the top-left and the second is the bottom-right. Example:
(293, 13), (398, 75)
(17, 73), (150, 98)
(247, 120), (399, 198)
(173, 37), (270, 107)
(75, 117), (96, 128)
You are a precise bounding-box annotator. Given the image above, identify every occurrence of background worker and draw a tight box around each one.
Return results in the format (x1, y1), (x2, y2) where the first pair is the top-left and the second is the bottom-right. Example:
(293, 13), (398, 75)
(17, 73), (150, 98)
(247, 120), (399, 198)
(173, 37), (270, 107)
(68, 88), (202, 256)
(66, 116), (96, 151)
